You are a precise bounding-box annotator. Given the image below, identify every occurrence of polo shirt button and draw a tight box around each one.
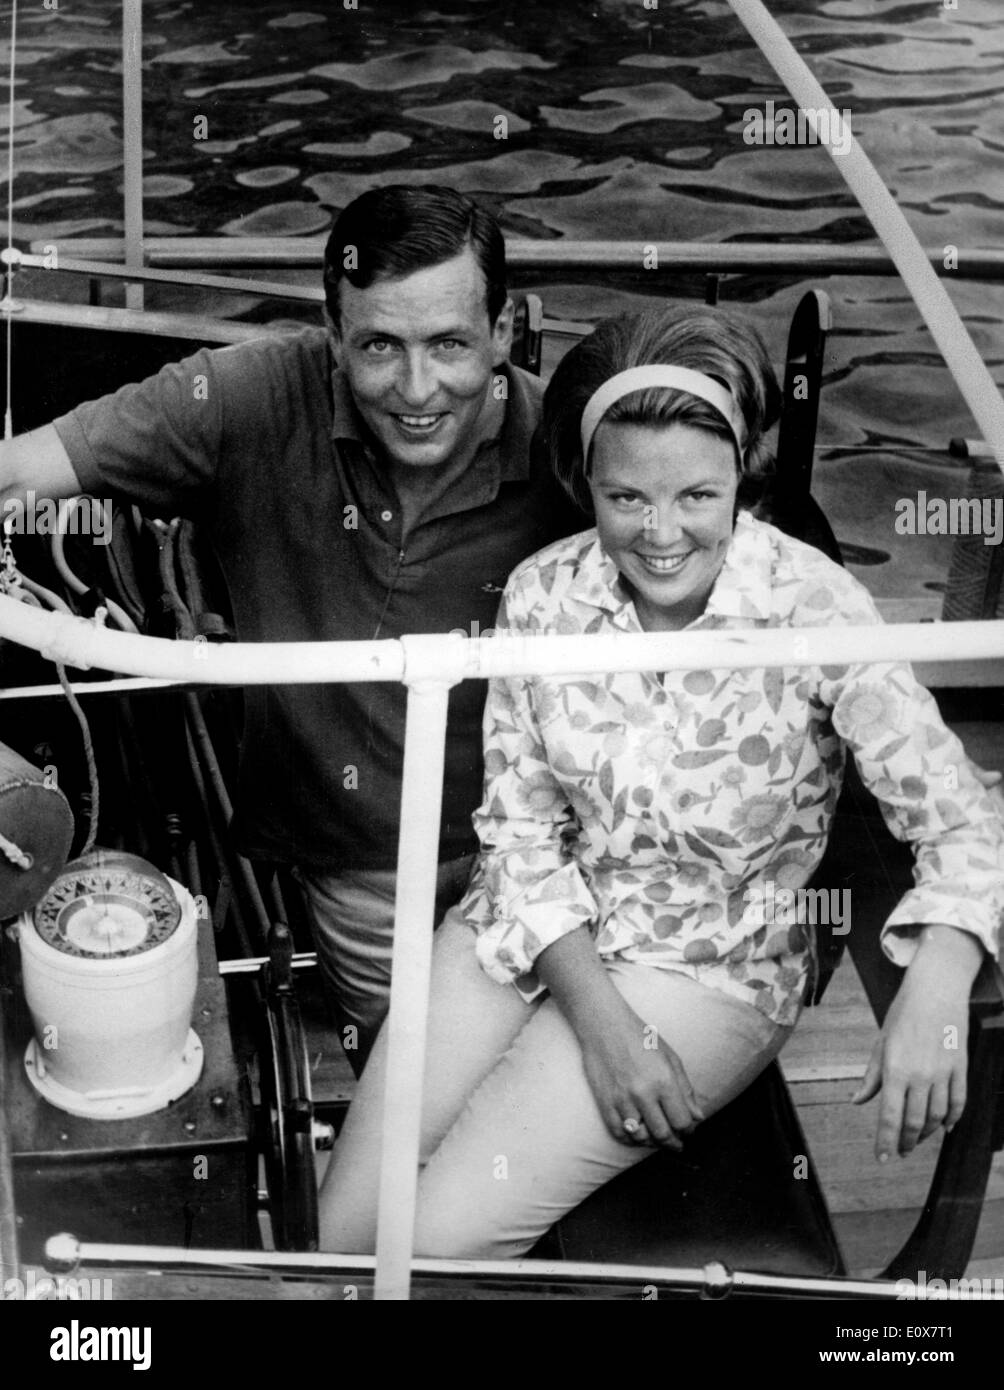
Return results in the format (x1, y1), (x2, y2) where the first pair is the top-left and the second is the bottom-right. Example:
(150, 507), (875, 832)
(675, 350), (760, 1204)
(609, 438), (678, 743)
(381, 509), (393, 522)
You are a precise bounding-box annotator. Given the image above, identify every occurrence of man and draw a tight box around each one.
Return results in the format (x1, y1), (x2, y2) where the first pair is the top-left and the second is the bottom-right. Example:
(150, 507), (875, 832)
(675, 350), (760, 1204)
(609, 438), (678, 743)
(0, 185), (581, 1068)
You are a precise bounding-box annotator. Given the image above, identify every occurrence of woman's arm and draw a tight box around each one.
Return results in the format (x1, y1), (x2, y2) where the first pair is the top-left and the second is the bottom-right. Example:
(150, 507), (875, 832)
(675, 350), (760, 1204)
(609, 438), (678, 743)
(818, 597), (1004, 1157)
(853, 924), (983, 1160)
(536, 927), (704, 1148)
(464, 584), (600, 992)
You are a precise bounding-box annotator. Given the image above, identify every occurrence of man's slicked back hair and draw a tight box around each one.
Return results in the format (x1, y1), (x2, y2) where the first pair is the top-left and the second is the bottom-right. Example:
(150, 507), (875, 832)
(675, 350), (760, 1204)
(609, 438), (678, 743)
(324, 185), (507, 327)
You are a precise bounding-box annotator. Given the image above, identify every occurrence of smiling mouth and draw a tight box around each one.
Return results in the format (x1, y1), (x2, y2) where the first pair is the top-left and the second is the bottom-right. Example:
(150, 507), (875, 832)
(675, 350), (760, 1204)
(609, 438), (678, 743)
(393, 413), (448, 434)
(636, 551), (692, 575)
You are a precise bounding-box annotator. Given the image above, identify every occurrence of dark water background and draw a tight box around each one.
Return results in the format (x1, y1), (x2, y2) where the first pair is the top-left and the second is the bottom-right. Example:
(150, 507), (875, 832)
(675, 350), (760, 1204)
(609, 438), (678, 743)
(6, 0), (1004, 599)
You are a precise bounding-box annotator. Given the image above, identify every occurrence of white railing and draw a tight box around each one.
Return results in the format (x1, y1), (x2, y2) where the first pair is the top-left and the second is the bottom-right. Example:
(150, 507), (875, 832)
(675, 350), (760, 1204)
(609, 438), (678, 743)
(0, 594), (1002, 1296)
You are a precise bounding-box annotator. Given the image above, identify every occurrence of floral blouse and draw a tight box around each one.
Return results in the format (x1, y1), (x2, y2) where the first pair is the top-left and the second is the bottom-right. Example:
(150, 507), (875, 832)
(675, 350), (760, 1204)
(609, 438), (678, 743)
(456, 510), (1004, 1026)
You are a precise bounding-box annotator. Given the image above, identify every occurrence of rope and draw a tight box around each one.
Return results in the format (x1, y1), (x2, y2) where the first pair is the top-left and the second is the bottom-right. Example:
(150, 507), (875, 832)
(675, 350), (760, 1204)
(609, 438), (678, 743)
(56, 661), (99, 855)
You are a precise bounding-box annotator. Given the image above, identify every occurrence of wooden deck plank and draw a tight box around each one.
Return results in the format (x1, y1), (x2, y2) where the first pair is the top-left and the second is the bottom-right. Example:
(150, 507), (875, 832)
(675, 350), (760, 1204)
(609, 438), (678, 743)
(838, 1200), (1004, 1279)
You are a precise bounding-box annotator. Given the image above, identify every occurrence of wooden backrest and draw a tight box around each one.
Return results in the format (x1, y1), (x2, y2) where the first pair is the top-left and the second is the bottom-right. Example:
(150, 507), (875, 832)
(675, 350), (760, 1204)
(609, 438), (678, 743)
(775, 289), (832, 496)
(756, 289), (842, 564)
(941, 457), (1004, 621)
(511, 293), (544, 377)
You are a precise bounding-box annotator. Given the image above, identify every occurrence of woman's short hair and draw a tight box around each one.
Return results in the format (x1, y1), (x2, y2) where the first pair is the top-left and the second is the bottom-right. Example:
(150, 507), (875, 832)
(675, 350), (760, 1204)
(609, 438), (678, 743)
(324, 185), (507, 328)
(543, 305), (782, 514)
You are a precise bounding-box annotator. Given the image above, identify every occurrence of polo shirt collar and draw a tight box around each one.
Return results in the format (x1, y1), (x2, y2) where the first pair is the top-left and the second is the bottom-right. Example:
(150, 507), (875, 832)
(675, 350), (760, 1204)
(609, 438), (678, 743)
(494, 364), (536, 484)
(567, 509), (775, 628)
(328, 358), (365, 445)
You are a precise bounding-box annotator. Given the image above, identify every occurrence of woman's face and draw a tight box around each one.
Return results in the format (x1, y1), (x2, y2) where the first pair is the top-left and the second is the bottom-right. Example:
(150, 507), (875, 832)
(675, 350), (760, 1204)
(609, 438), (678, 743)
(588, 421), (739, 631)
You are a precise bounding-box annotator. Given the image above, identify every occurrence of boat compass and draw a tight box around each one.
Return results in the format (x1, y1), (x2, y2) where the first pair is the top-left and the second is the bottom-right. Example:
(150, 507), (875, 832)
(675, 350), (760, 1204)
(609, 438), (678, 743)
(33, 850), (181, 960)
(18, 849), (203, 1119)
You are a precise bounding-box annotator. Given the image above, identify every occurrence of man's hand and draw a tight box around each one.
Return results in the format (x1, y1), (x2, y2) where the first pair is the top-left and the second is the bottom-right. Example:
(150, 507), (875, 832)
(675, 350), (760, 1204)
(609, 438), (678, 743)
(852, 925), (983, 1161)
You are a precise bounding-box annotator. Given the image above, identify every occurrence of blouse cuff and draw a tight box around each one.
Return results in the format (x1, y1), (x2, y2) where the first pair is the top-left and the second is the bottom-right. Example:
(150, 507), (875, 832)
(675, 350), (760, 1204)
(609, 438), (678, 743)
(472, 861), (598, 987)
(881, 894), (999, 969)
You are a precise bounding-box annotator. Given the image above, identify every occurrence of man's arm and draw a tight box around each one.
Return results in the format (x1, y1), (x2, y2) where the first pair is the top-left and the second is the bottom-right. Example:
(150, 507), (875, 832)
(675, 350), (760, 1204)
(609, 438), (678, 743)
(0, 424), (85, 507)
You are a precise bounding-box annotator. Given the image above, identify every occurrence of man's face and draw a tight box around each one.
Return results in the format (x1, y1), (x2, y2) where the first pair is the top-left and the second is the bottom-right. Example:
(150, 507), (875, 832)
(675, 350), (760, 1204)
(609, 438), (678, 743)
(330, 246), (514, 471)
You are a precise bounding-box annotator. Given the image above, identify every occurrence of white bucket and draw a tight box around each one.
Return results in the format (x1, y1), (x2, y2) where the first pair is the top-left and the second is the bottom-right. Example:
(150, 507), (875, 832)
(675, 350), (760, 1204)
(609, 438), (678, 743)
(18, 877), (203, 1119)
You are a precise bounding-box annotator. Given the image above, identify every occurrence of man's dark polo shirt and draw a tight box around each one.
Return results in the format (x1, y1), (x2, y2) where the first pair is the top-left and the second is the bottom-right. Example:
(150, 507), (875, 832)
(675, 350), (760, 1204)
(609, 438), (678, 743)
(54, 327), (580, 870)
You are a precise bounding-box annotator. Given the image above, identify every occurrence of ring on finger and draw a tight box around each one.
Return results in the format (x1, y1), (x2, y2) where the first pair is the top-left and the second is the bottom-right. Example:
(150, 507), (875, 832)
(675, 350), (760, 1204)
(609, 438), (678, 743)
(622, 1116), (644, 1136)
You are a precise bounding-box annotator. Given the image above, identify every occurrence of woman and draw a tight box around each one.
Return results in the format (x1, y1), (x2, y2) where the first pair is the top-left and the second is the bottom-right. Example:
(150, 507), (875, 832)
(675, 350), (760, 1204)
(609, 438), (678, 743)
(319, 306), (1004, 1258)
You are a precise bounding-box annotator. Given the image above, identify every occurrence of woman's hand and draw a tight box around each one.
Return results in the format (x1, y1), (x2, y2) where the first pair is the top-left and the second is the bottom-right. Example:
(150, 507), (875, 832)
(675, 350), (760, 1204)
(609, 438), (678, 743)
(534, 926), (704, 1148)
(577, 1005), (705, 1149)
(852, 925), (983, 1161)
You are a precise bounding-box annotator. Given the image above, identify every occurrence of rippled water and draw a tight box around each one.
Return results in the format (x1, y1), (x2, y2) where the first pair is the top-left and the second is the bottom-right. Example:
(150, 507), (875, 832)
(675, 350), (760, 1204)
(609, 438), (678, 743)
(6, 0), (1004, 596)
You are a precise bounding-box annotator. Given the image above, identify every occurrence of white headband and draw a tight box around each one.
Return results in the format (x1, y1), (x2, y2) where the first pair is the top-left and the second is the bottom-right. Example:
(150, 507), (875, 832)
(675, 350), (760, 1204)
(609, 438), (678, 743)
(579, 365), (746, 463)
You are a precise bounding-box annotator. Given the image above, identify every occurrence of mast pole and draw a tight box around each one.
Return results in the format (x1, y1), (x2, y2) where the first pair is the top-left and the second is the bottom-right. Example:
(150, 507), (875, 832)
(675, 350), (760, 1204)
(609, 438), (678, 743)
(2, 0), (18, 441)
(122, 0), (144, 311)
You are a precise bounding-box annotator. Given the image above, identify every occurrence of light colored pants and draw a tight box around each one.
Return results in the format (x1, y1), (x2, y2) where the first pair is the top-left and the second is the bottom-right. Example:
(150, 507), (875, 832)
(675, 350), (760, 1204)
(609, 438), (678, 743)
(318, 908), (792, 1259)
(295, 854), (475, 1072)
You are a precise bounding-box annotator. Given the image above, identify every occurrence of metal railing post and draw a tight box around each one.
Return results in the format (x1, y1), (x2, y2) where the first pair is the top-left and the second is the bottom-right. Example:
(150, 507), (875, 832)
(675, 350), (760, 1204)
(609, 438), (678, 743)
(373, 636), (466, 1301)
